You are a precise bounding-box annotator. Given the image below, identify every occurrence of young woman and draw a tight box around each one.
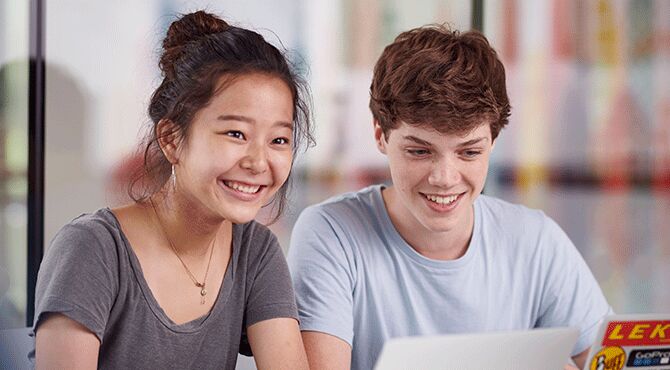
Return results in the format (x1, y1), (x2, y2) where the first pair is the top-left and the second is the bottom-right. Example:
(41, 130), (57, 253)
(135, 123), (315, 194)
(32, 11), (311, 369)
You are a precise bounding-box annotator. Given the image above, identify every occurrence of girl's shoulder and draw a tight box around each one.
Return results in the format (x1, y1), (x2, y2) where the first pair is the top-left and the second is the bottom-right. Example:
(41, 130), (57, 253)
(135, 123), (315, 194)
(47, 207), (127, 265)
(56, 208), (123, 244)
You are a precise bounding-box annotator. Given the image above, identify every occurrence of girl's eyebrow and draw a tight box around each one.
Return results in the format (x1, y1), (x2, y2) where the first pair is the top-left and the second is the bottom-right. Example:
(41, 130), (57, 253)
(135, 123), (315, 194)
(218, 114), (255, 123)
(217, 114), (293, 129)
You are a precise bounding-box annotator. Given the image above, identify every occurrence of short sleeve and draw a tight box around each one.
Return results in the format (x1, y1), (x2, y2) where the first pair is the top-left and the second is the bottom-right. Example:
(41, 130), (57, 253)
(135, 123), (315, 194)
(535, 216), (612, 356)
(32, 220), (119, 342)
(287, 206), (356, 346)
(243, 227), (298, 328)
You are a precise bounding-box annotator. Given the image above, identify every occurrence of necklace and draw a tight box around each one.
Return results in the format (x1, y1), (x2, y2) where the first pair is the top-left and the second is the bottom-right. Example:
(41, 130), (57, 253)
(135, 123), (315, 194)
(150, 199), (216, 305)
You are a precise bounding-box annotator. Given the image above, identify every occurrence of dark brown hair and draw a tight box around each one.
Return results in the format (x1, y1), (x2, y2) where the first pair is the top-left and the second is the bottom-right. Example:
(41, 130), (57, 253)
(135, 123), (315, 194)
(129, 11), (313, 222)
(369, 24), (510, 140)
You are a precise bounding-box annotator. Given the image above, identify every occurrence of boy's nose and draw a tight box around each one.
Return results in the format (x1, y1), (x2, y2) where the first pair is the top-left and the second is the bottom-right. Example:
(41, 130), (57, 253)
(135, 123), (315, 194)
(427, 159), (460, 187)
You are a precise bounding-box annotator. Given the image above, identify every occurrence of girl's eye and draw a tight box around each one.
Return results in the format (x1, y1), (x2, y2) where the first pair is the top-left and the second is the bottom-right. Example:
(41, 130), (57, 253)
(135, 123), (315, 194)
(273, 137), (290, 145)
(226, 131), (245, 140)
(407, 149), (430, 156)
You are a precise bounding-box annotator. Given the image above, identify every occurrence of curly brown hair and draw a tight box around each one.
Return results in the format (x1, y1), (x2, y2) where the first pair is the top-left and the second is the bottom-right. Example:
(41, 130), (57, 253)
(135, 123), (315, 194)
(369, 24), (510, 140)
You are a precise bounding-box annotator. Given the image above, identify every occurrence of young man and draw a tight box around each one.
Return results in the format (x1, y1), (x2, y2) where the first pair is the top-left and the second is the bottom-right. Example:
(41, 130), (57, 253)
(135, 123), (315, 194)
(288, 25), (611, 370)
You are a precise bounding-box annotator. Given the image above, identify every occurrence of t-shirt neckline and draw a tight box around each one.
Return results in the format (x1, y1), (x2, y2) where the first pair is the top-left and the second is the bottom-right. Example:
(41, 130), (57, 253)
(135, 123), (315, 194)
(103, 207), (238, 333)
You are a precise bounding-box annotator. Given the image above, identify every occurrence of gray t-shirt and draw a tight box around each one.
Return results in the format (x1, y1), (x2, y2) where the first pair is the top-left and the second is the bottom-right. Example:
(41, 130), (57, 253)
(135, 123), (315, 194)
(288, 185), (612, 370)
(31, 208), (298, 369)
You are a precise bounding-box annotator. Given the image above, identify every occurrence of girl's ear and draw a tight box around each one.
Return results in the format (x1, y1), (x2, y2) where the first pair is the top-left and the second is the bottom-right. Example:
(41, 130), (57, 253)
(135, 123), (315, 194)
(156, 119), (181, 164)
(373, 120), (388, 155)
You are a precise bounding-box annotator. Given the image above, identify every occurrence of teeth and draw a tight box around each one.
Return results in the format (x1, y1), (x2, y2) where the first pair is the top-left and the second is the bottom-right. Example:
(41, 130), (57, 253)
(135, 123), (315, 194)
(224, 181), (260, 194)
(426, 194), (458, 205)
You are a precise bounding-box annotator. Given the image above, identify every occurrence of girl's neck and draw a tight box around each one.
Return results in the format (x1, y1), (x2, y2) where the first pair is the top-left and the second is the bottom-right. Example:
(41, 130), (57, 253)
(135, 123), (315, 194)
(149, 187), (231, 257)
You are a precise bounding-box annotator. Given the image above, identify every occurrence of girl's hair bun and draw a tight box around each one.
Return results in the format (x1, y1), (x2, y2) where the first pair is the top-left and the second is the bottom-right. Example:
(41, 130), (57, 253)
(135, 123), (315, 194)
(160, 11), (230, 77)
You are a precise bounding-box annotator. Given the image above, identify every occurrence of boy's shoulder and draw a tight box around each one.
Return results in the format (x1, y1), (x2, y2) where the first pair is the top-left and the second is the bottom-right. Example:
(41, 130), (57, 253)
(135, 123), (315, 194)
(475, 194), (571, 254)
(476, 194), (548, 225)
(302, 184), (384, 220)
(293, 185), (392, 243)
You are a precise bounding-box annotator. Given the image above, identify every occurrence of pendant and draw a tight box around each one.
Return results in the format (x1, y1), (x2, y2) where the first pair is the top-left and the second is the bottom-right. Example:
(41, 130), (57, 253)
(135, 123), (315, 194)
(200, 287), (207, 305)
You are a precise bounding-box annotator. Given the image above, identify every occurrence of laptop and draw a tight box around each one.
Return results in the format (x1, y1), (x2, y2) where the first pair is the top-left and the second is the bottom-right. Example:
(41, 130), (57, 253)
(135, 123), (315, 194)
(374, 327), (580, 370)
(582, 314), (670, 370)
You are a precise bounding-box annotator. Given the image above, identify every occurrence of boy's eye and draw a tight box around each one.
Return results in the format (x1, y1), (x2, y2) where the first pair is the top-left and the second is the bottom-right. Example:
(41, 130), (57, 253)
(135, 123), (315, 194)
(407, 149), (430, 156)
(461, 150), (482, 158)
(225, 130), (245, 140)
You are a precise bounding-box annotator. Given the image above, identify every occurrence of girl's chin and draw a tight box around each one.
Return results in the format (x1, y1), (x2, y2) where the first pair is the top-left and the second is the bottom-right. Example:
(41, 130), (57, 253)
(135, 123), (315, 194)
(215, 204), (263, 224)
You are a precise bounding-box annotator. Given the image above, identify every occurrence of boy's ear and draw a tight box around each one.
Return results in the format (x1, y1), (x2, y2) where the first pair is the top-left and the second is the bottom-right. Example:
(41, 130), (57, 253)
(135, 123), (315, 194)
(373, 120), (387, 154)
(156, 119), (181, 164)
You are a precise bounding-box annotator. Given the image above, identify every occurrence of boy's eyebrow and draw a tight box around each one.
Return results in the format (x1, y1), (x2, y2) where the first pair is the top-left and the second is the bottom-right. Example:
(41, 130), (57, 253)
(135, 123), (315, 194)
(217, 114), (293, 129)
(403, 135), (434, 147)
(403, 135), (489, 147)
(457, 137), (489, 147)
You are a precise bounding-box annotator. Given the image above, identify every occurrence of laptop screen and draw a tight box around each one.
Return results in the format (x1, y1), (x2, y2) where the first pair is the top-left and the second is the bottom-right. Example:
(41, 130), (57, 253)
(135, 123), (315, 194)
(584, 314), (670, 370)
(374, 327), (579, 370)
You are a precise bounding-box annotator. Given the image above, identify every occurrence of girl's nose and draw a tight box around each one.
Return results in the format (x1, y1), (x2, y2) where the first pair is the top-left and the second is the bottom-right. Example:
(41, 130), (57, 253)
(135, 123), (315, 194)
(239, 143), (269, 174)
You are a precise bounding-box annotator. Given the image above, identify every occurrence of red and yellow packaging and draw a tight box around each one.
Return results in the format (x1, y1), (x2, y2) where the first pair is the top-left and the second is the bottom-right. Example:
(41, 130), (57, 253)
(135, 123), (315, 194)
(602, 320), (670, 347)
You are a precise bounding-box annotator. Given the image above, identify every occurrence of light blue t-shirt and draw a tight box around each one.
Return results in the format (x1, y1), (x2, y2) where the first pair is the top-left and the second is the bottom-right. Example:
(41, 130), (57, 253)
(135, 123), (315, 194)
(287, 185), (611, 370)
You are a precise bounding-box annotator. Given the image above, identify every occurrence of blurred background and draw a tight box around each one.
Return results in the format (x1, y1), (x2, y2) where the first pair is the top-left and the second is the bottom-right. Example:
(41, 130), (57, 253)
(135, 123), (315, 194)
(1, 0), (668, 367)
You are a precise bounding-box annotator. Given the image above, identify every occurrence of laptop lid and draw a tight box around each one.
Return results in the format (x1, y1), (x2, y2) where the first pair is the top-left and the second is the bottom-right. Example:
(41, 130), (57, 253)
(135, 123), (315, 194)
(582, 314), (670, 370)
(374, 327), (580, 370)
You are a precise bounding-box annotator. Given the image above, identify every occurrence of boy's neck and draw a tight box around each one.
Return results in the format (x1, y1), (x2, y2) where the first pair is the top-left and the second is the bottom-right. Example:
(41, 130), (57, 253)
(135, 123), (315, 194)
(381, 185), (474, 261)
